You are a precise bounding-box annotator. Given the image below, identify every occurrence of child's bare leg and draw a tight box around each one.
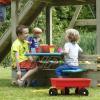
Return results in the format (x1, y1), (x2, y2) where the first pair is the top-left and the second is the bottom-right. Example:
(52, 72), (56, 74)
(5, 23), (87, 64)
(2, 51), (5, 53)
(17, 67), (38, 86)
(20, 67), (38, 82)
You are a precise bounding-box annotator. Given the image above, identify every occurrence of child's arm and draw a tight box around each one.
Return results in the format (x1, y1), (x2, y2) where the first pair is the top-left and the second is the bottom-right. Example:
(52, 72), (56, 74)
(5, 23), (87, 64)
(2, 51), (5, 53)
(15, 52), (20, 71)
(25, 50), (36, 62)
(78, 45), (83, 53)
(37, 37), (42, 42)
(15, 52), (22, 79)
(26, 40), (32, 45)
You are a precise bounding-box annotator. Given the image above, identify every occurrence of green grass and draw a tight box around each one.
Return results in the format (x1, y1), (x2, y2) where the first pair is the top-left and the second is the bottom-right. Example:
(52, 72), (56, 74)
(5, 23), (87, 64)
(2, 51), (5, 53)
(0, 67), (100, 100)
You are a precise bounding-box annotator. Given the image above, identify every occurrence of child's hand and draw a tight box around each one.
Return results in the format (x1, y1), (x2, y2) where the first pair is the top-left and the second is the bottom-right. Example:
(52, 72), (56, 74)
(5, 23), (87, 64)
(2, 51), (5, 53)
(28, 41), (32, 45)
(37, 37), (41, 42)
(62, 50), (67, 54)
(29, 56), (36, 62)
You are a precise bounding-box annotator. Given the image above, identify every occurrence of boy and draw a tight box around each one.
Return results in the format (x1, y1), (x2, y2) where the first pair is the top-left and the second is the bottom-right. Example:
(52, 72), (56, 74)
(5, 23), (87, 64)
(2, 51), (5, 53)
(11, 25), (38, 86)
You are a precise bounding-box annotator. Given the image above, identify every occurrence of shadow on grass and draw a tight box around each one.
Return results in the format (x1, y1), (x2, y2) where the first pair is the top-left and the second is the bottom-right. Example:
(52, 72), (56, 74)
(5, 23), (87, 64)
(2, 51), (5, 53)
(0, 79), (13, 87)
(0, 79), (49, 89)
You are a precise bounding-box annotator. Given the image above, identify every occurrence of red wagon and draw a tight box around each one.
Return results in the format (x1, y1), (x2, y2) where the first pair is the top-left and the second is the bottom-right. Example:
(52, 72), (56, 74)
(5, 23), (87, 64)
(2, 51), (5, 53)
(49, 78), (91, 96)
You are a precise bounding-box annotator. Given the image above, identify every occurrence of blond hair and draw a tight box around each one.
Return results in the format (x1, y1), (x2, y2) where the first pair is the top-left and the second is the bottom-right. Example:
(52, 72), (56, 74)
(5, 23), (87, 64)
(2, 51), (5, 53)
(65, 29), (80, 42)
(33, 27), (42, 34)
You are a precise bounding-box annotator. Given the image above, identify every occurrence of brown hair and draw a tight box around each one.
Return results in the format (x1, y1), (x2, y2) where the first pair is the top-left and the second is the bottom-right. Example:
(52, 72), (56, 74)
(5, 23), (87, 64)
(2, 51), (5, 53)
(16, 25), (28, 36)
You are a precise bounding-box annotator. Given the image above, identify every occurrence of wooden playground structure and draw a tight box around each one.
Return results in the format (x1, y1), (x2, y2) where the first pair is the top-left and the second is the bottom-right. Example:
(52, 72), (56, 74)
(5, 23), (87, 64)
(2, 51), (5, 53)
(0, 0), (100, 87)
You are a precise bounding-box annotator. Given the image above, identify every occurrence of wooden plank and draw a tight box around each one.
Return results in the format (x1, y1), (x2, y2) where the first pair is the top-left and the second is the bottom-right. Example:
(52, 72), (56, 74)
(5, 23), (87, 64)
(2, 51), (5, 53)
(96, 0), (100, 54)
(75, 19), (96, 26)
(68, 5), (82, 28)
(46, 6), (52, 45)
(79, 54), (100, 61)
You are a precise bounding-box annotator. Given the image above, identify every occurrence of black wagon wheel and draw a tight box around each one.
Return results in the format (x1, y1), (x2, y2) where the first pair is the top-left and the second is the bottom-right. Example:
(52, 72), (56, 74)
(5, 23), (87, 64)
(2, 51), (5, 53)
(78, 88), (89, 96)
(75, 88), (79, 94)
(65, 87), (70, 95)
(61, 88), (70, 95)
(49, 87), (58, 96)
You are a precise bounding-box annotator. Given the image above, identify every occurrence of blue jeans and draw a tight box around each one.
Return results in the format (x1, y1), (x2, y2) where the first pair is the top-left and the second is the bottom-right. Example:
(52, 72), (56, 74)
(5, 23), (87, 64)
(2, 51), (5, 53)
(55, 64), (80, 77)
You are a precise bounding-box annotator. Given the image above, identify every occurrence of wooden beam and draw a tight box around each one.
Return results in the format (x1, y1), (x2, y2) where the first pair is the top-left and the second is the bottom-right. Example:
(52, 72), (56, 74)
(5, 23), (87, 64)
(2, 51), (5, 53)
(75, 19), (96, 26)
(11, 0), (18, 42)
(18, 0), (45, 25)
(68, 5), (82, 28)
(46, 6), (52, 45)
(43, 0), (96, 6)
(96, 0), (100, 54)
(79, 54), (99, 61)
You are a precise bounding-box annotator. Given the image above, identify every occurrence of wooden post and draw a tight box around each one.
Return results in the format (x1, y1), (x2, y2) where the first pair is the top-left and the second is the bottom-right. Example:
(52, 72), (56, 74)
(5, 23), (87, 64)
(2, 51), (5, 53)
(96, 0), (100, 54)
(11, 0), (18, 42)
(46, 6), (52, 45)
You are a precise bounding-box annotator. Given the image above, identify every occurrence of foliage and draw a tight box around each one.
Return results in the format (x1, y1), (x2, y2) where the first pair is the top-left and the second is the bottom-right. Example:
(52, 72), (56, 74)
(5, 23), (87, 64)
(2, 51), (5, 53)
(79, 29), (96, 54)
(78, 5), (96, 19)
(1, 53), (11, 68)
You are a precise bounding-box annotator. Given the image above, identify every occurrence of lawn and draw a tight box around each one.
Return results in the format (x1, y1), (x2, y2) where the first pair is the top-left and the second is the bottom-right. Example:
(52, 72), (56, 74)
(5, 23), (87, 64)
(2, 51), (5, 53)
(0, 67), (100, 100)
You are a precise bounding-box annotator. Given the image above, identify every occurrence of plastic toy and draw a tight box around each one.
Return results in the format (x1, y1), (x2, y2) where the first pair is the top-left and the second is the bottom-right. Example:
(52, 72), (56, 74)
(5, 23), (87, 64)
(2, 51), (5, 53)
(57, 47), (63, 53)
(40, 45), (55, 53)
(49, 78), (91, 96)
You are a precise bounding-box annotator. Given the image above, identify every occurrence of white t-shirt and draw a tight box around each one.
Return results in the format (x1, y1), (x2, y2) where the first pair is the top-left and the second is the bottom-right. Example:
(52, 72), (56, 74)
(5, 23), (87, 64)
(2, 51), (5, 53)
(64, 42), (83, 66)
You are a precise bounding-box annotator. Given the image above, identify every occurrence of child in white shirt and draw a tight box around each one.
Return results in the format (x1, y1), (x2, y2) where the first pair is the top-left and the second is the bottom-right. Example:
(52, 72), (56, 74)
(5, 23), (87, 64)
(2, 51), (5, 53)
(56, 29), (83, 77)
